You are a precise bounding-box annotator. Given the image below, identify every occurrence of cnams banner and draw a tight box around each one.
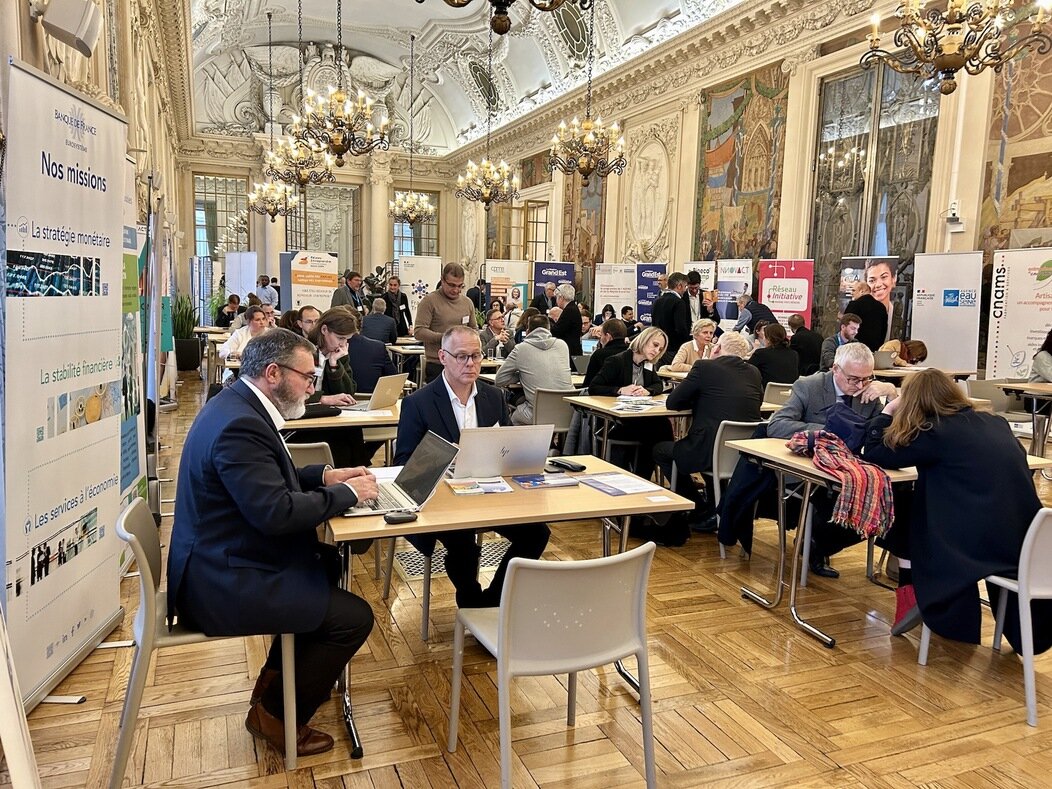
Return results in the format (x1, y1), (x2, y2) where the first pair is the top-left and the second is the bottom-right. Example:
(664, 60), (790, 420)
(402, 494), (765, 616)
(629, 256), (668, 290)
(986, 247), (1052, 379)
(912, 252), (981, 372)
(636, 262), (666, 325)
(758, 259), (814, 328)
(1, 60), (126, 705)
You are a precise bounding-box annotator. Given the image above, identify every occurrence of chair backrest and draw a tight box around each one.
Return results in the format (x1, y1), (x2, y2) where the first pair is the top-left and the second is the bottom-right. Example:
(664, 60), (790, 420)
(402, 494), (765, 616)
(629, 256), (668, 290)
(764, 381), (795, 406)
(1018, 508), (1052, 599)
(115, 498), (162, 641)
(966, 378), (1026, 414)
(711, 420), (767, 508)
(533, 389), (579, 435)
(498, 542), (655, 675)
(287, 442), (335, 467)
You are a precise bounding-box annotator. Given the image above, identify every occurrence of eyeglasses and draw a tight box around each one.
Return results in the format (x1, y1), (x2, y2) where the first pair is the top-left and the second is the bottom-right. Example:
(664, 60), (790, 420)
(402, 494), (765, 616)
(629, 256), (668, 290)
(277, 364), (317, 387)
(442, 280), (465, 291)
(443, 351), (483, 365)
(842, 373), (874, 386)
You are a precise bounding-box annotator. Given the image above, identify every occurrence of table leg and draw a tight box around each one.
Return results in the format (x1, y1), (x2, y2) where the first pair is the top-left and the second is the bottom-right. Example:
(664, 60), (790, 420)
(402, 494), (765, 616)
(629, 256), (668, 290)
(786, 480), (836, 648)
(741, 469), (787, 609)
(1030, 399), (1049, 458)
(335, 544), (365, 758)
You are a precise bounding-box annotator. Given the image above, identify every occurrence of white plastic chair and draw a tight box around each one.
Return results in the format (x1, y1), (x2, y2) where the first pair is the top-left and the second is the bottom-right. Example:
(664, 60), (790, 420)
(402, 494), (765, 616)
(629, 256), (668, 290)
(710, 419), (766, 559)
(917, 507), (1052, 726)
(532, 388), (580, 450)
(763, 381), (795, 406)
(110, 499), (298, 788)
(447, 542), (658, 789)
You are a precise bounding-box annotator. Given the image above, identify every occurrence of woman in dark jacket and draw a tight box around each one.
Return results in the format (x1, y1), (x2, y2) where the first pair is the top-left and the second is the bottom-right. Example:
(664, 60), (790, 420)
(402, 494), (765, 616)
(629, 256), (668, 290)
(747, 322), (799, 388)
(844, 281), (888, 351)
(588, 327), (672, 481)
(863, 369), (1051, 652)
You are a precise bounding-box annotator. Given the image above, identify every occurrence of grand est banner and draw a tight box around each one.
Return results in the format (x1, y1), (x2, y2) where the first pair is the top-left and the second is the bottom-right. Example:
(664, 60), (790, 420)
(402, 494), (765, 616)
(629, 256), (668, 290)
(758, 259), (814, 328)
(986, 247), (1052, 379)
(635, 262), (666, 325)
(531, 260), (575, 299)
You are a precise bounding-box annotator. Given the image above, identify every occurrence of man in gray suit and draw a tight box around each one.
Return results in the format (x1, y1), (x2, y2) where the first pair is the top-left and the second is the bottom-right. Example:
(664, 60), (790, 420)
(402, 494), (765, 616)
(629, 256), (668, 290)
(767, 343), (896, 577)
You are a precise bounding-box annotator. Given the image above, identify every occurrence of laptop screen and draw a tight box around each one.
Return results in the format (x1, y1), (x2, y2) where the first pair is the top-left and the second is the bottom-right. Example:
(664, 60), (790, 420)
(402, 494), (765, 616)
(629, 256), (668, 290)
(581, 338), (598, 354)
(394, 431), (459, 505)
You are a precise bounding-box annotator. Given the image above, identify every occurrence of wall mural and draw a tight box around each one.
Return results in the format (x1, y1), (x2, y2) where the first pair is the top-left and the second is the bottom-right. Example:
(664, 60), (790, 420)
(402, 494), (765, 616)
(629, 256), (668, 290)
(561, 170), (607, 271)
(693, 61), (789, 263)
(518, 151), (553, 191)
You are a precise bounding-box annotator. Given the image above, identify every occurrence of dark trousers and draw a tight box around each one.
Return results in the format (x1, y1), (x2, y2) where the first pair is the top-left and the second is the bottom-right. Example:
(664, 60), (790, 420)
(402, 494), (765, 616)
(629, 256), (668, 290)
(605, 416), (673, 482)
(260, 587), (374, 726)
(424, 361), (443, 383)
(411, 523), (550, 608)
(807, 483), (914, 561)
(653, 440), (713, 518)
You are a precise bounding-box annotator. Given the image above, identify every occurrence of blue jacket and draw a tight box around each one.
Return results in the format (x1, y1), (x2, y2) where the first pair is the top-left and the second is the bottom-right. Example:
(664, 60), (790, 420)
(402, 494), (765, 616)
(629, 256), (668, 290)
(166, 380), (359, 636)
(347, 334), (398, 393)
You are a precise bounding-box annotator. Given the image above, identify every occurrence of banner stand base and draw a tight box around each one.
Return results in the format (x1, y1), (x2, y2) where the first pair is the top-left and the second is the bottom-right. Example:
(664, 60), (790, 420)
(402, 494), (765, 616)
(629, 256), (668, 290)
(41, 695), (87, 705)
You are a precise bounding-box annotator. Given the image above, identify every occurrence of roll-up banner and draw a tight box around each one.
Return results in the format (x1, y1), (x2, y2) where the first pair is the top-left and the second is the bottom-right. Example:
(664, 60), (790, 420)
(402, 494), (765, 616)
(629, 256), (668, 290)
(594, 264), (637, 318)
(758, 259), (814, 328)
(715, 258), (754, 325)
(486, 259), (529, 311)
(912, 252), (982, 372)
(279, 250), (339, 310)
(986, 247), (1052, 380)
(1, 59), (127, 706)
(398, 255), (444, 322)
(683, 261), (716, 290)
(635, 263), (666, 325)
(532, 261), (576, 298)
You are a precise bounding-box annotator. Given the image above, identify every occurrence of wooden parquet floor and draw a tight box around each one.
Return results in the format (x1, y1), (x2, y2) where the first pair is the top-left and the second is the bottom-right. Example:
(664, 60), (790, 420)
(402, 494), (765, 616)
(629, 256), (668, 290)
(6, 372), (1052, 788)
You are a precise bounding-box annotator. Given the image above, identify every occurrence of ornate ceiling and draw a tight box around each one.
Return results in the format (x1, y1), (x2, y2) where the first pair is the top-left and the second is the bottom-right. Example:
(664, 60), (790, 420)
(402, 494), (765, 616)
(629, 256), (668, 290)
(188, 0), (748, 154)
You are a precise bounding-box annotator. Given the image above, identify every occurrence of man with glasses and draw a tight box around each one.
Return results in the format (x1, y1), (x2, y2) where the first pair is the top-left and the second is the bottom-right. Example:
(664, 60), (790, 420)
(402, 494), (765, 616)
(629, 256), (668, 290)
(767, 343), (897, 577)
(413, 262), (478, 383)
(294, 305), (321, 337)
(168, 329), (377, 758)
(395, 325), (550, 607)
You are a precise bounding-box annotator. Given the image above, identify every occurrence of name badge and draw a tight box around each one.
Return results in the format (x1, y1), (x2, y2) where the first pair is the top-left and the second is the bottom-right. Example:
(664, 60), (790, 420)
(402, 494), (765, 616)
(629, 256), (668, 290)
(461, 316), (470, 324)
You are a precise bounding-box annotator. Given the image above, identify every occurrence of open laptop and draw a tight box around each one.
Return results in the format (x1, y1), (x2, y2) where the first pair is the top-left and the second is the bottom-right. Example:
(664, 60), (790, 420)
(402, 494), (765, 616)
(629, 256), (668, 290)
(581, 337), (598, 355)
(344, 430), (458, 516)
(342, 372), (409, 411)
(571, 355), (591, 375)
(873, 350), (896, 370)
(452, 425), (554, 478)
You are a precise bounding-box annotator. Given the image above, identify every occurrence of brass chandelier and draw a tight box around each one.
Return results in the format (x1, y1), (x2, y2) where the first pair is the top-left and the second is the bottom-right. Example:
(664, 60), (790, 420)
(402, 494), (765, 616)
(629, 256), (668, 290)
(414, 0), (594, 36)
(248, 13), (300, 223)
(455, 16), (519, 211)
(264, 0), (336, 191)
(861, 0), (1052, 95)
(299, 0), (390, 166)
(547, 0), (625, 187)
(390, 35), (436, 226)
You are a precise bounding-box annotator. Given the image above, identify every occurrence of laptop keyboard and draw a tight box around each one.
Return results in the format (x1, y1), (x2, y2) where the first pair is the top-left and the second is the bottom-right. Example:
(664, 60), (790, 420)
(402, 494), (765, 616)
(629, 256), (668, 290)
(361, 485), (404, 511)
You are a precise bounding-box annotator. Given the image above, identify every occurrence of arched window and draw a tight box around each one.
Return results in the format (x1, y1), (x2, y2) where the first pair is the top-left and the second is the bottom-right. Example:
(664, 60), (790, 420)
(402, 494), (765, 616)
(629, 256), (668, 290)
(554, 5), (588, 66)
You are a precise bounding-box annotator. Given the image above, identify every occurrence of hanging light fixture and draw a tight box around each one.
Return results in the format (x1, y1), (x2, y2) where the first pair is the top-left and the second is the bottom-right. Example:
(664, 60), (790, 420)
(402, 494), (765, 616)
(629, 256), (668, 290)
(300, 0), (390, 166)
(547, 0), (625, 187)
(249, 13), (300, 223)
(861, 0), (1052, 96)
(389, 35), (436, 226)
(414, 0), (592, 36)
(455, 13), (520, 211)
(264, 0), (336, 191)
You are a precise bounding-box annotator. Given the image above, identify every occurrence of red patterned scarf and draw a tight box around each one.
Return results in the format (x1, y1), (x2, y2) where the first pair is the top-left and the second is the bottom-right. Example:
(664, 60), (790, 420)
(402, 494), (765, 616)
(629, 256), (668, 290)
(786, 430), (894, 538)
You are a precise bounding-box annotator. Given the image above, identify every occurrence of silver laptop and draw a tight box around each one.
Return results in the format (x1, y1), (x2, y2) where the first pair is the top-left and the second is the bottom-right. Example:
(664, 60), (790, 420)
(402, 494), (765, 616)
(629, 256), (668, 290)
(342, 373), (409, 411)
(873, 350), (896, 370)
(571, 355), (590, 374)
(452, 425), (554, 479)
(344, 431), (459, 516)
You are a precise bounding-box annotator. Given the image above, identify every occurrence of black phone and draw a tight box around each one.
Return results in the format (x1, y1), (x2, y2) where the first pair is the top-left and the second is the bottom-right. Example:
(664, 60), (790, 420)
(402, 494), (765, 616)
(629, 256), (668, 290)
(547, 457), (586, 472)
(384, 511), (418, 524)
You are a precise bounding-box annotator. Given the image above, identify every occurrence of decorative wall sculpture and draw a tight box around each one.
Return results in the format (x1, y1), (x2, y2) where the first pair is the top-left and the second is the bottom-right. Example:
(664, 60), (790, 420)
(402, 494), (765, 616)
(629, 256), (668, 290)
(622, 116), (678, 263)
(693, 61), (789, 262)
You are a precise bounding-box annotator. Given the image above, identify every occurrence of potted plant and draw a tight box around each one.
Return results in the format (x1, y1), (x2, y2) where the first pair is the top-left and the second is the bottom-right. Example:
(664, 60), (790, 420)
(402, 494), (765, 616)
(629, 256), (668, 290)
(172, 294), (202, 371)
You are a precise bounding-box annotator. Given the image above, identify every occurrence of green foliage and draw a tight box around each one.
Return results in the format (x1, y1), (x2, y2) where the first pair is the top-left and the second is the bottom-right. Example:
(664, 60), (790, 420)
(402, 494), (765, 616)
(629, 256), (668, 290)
(207, 290), (227, 324)
(172, 294), (199, 340)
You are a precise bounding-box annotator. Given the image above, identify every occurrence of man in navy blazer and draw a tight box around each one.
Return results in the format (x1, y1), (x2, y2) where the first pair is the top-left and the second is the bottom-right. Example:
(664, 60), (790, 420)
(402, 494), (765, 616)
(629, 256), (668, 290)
(347, 331), (398, 393)
(395, 325), (550, 607)
(167, 329), (378, 756)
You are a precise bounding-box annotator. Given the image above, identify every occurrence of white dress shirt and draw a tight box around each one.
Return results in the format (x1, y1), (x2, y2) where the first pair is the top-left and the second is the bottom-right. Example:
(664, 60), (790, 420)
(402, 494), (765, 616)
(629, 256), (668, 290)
(440, 372), (478, 430)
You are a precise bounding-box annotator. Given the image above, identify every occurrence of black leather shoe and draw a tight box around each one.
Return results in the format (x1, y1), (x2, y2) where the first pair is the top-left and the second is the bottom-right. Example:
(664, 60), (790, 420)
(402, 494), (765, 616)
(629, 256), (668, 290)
(689, 515), (719, 534)
(809, 556), (840, 579)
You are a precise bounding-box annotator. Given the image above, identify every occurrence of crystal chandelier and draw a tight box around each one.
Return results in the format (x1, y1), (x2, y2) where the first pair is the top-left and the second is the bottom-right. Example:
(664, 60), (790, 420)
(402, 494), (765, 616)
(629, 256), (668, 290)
(413, 0), (593, 35)
(300, 0), (390, 166)
(248, 13), (300, 223)
(861, 0), (1052, 96)
(390, 35), (436, 226)
(547, 0), (625, 187)
(263, 0), (336, 191)
(455, 16), (519, 211)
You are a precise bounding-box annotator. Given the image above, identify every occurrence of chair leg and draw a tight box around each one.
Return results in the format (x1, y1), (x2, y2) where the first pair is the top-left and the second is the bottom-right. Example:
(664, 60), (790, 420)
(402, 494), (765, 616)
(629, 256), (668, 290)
(421, 554), (432, 642)
(382, 539), (396, 601)
(719, 543), (726, 559)
(1019, 593), (1038, 726)
(498, 665), (512, 789)
(918, 624), (931, 666)
(636, 649), (657, 789)
(108, 643), (151, 789)
(566, 672), (577, 726)
(280, 634), (297, 769)
(447, 619), (465, 752)
(990, 588), (1009, 652)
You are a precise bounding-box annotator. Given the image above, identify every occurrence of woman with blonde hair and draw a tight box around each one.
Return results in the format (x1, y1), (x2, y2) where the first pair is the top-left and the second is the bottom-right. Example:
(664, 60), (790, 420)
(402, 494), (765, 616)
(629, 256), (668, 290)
(863, 369), (1051, 650)
(662, 319), (716, 372)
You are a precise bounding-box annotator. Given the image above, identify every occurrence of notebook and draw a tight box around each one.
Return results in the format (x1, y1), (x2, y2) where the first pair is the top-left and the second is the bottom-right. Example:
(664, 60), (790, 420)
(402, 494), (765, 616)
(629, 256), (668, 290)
(342, 373), (409, 411)
(451, 425), (554, 479)
(343, 430), (459, 516)
(873, 350), (896, 370)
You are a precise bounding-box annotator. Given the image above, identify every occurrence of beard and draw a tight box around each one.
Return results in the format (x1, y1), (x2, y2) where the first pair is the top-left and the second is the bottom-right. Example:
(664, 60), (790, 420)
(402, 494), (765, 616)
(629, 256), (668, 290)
(273, 376), (307, 420)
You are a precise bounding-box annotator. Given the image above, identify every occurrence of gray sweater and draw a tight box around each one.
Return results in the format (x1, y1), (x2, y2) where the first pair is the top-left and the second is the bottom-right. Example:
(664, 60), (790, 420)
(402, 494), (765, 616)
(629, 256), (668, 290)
(494, 328), (573, 425)
(1030, 350), (1052, 383)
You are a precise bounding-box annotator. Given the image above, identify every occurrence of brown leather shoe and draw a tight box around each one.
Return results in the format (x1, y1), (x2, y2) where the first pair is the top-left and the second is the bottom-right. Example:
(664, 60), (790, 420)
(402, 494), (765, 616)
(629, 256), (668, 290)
(245, 702), (334, 757)
(250, 668), (280, 706)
